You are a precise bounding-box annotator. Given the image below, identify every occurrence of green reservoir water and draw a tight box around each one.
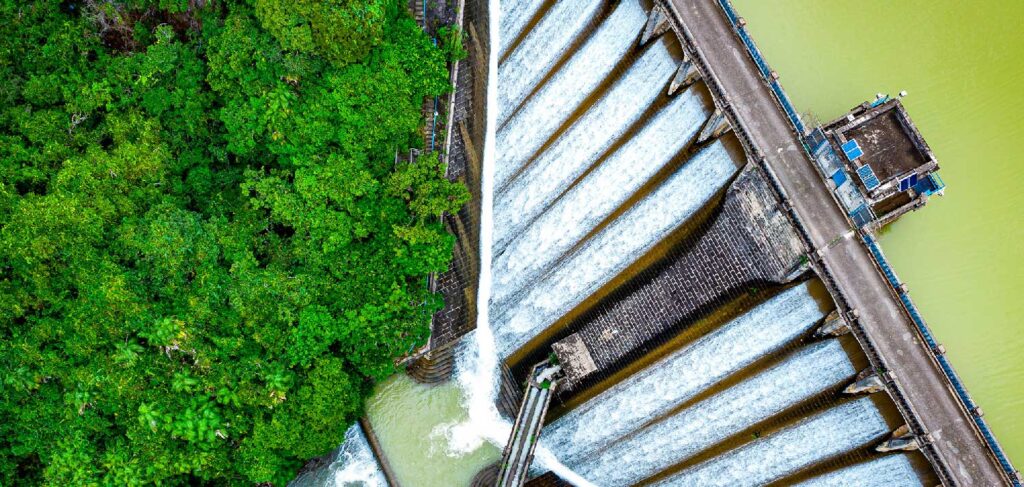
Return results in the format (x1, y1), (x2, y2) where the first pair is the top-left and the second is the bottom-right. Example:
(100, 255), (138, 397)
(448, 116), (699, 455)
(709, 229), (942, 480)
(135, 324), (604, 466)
(366, 375), (500, 486)
(734, 0), (1024, 463)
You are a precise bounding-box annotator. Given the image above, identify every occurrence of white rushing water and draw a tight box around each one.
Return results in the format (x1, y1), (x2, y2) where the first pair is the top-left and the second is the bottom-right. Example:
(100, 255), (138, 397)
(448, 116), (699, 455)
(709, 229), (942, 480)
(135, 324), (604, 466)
(491, 141), (737, 357)
(792, 454), (925, 487)
(498, 0), (603, 125)
(286, 424), (386, 487)
(651, 397), (891, 487)
(570, 339), (857, 486)
(490, 89), (708, 307)
(494, 0), (647, 190)
(327, 425), (388, 487)
(539, 282), (825, 465)
(437, 2), (596, 484)
(494, 38), (682, 253)
(498, 0), (546, 58)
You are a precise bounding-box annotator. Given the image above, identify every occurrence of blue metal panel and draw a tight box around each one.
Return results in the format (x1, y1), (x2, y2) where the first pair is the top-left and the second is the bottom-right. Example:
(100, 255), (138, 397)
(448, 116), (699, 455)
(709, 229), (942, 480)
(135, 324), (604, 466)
(842, 139), (864, 161)
(856, 165), (881, 190)
(831, 170), (847, 186)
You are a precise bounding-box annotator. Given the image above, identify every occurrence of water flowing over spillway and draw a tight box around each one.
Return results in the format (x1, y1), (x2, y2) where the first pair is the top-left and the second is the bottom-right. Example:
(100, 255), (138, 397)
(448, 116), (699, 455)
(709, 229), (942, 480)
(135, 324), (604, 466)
(493, 37), (682, 253)
(650, 397), (891, 487)
(289, 424), (386, 487)
(793, 454), (925, 487)
(492, 140), (736, 358)
(540, 283), (825, 465)
(569, 339), (857, 486)
(497, 0), (603, 124)
(494, 0), (647, 189)
(490, 94), (711, 310)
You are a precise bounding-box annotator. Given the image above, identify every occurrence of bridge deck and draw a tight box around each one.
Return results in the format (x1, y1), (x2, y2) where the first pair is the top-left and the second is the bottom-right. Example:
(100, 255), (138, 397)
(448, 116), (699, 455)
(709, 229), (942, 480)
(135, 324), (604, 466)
(498, 364), (559, 487)
(663, 0), (1010, 485)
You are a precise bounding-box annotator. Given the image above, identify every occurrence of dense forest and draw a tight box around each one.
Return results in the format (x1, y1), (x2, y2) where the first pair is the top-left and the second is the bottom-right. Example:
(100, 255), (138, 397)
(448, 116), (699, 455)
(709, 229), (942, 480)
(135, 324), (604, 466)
(0, 0), (467, 484)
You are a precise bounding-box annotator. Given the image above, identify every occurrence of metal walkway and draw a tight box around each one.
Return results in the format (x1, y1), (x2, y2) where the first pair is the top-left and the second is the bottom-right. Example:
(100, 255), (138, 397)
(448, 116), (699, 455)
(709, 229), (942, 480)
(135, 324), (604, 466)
(497, 362), (562, 487)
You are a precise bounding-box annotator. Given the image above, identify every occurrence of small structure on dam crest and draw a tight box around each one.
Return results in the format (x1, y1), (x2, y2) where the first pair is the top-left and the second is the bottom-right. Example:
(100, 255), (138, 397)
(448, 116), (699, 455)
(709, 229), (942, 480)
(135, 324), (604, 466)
(806, 97), (945, 229)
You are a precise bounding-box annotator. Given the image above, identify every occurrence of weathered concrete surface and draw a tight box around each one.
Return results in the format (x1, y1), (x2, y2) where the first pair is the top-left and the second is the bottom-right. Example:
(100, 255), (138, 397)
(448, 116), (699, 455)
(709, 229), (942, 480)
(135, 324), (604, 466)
(663, 1), (1007, 485)
(549, 164), (805, 393)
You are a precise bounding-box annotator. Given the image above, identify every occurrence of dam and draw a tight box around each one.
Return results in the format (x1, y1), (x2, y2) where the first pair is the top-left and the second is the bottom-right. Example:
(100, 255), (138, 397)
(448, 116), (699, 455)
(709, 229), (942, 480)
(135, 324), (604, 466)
(298, 1), (1020, 486)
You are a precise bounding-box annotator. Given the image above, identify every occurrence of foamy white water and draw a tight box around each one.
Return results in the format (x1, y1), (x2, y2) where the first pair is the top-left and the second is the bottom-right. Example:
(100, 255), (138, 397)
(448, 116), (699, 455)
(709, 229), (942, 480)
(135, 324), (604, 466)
(792, 455), (925, 487)
(539, 283), (825, 464)
(490, 90), (708, 307)
(498, 0), (603, 125)
(286, 424), (386, 487)
(441, 2), (595, 484)
(571, 340), (857, 486)
(498, 0), (546, 58)
(494, 0), (647, 190)
(494, 39), (682, 253)
(491, 142), (737, 357)
(651, 397), (891, 487)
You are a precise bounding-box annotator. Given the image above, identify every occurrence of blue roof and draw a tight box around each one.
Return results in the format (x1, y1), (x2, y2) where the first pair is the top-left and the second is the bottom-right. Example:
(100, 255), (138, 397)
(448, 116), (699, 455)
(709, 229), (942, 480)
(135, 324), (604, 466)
(842, 139), (864, 161)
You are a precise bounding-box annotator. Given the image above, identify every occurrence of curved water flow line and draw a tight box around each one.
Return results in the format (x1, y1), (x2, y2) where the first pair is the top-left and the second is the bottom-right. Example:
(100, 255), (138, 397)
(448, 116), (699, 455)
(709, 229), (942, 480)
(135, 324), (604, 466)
(439, 2), (596, 484)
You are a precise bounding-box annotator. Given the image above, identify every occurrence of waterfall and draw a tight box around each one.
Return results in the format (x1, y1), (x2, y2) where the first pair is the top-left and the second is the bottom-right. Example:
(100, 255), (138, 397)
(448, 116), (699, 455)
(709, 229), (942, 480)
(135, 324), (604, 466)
(498, 0), (546, 58)
(494, 38), (681, 253)
(287, 424), (386, 487)
(570, 340), (857, 486)
(498, 0), (604, 125)
(651, 397), (891, 487)
(326, 425), (388, 487)
(792, 455), (925, 487)
(495, 0), (647, 190)
(440, 2), (596, 485)
(540, 282), (825, 464)
(490, 88), (708, 306)
(491, 141), (738, 358)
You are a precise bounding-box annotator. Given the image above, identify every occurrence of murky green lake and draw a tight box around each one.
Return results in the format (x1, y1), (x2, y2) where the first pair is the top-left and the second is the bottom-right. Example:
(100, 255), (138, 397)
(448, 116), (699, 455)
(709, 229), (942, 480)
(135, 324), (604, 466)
(734, 0), (1024, 463)
(366, 374), (500, 486)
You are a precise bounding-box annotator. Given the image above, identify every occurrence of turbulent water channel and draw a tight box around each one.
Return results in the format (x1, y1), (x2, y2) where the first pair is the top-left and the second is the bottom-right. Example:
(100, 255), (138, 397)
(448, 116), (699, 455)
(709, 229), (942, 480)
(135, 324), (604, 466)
(292, 0), (977, 485)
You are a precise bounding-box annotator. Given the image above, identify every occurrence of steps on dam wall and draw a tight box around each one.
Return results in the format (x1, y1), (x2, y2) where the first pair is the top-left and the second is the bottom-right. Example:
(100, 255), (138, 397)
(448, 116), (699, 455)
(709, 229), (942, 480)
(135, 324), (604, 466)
(471, 463), (500, 487)
(497, 362), (525, 420)
(406, 342), (457, 385)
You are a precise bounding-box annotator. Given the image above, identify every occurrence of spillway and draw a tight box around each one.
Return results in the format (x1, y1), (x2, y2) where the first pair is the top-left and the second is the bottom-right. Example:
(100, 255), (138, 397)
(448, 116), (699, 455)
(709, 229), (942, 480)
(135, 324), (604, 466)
(537, 283), (825, 465)
(494, 0), (647, 190)
(289, 424), (387, 487)
(570, 339), (857, 486)
(491, 91), (709, 309)
(491, 141), (737, 358)
(498, 1), (546, 59)
(498, 0), (603, 125)
(793, 455), (925, 487)
(494, 37), (682, 253)
(651, 397), (891, 487)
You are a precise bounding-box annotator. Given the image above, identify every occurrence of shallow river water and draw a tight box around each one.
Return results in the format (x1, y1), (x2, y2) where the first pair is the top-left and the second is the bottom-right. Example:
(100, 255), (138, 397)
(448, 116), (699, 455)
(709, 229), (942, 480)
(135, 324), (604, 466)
(734, 0), (1024, 463)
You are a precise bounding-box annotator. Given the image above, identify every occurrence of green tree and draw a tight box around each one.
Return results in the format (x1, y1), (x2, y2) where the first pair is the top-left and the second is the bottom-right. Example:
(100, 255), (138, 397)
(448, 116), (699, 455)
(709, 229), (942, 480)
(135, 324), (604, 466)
(0, 0), (465, 484)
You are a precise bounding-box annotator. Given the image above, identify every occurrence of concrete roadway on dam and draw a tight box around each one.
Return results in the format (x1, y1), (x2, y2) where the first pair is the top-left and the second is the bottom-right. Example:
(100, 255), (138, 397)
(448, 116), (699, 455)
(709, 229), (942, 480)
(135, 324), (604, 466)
(664, 0), (1008, 485)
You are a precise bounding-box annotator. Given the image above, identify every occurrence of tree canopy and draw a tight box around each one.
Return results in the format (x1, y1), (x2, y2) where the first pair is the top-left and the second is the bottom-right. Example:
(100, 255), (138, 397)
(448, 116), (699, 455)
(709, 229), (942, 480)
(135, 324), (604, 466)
(0, 0), (467, 484)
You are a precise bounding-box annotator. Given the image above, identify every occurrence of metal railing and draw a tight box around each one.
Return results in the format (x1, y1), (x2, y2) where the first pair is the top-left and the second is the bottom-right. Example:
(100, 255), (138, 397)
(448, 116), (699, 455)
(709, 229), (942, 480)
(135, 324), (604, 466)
(718, 0), (806, 135)
(863, 235), (1020, 483)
